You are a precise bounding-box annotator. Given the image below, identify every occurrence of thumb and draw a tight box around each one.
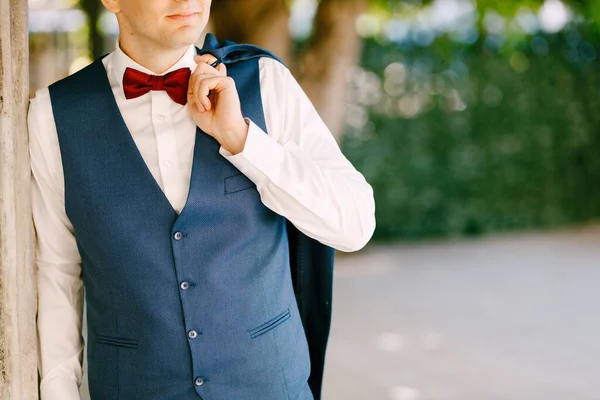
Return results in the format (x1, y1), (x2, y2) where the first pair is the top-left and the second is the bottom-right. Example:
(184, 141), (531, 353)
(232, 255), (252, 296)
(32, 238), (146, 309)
(216, 63), (227, 76)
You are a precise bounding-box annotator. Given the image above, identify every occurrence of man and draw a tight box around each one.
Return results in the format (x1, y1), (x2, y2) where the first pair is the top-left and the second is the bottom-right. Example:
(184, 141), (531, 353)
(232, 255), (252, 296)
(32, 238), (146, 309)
(28, 0), (375, 399)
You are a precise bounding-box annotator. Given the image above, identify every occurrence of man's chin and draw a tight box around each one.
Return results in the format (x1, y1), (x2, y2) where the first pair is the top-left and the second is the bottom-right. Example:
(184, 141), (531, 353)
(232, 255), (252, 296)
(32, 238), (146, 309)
(172, 28), (203, 45)
(165, 33), (203, 49)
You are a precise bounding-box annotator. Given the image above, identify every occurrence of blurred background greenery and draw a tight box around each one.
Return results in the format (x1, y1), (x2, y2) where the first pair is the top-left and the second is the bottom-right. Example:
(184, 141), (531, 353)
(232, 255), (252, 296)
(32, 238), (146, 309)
(345, 0), (600, 240)
(30, 0), (599, 242)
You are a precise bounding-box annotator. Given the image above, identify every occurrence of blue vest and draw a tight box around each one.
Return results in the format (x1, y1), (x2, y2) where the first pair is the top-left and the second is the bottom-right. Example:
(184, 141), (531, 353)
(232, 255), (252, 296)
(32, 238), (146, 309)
(47, 34), (335, 400)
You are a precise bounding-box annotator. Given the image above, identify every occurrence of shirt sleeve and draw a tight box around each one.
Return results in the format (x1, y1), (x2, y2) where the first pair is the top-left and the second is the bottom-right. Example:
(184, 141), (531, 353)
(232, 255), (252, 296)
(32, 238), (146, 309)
(29, 88), (84, 400)
(219, 57), (376, 252)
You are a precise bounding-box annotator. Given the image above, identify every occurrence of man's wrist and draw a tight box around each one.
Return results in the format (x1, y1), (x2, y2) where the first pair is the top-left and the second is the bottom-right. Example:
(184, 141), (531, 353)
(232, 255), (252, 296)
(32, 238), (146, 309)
(220, 118), (249, 155)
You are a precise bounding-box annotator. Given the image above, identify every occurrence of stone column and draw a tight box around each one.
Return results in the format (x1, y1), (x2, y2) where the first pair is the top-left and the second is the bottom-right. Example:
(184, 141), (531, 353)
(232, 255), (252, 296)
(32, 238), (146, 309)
(0, 0), (38, 399)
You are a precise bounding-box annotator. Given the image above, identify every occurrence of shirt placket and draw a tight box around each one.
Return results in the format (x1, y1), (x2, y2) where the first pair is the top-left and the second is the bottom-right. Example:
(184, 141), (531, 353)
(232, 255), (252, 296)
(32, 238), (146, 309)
(151, 91), (185, 213)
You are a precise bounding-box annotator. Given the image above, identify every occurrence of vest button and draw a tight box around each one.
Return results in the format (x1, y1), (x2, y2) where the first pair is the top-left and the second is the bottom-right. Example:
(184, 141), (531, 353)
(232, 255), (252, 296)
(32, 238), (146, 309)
(174, 231), (183, 240)
(194, 377), (205, 386)
(188, 330), (198, 339)
(180, 281), (190, 290)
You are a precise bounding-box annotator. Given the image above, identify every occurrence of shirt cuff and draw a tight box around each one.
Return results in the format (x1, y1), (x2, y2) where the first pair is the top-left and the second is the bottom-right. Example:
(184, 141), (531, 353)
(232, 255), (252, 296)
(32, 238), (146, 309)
(218, 118), (285, 184)
(40, 376), (81, 400)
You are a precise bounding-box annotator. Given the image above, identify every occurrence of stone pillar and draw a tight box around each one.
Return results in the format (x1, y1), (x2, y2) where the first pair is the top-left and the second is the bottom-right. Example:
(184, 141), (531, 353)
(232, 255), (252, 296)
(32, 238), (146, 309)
(0, 0), (38, 399)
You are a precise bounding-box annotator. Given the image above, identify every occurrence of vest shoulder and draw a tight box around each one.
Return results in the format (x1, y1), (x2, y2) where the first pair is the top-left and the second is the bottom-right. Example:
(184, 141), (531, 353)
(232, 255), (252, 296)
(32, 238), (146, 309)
(49, 56), (108, 92)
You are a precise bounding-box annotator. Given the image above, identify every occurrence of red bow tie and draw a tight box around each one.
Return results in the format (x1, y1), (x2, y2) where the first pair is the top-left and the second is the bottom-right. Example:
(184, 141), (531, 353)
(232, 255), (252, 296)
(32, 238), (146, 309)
(122, 67), (191, 105)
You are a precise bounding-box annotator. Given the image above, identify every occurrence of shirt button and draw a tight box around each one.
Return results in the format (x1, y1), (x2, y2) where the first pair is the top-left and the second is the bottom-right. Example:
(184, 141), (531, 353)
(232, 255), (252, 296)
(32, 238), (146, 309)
(164, 160), (172, 168)
(180, 281), (190, 290)
(194, 376), (205, 386)
(174, 231), (183, 240)
(157, 114), (165, 121)
(188, 330), (198, 339)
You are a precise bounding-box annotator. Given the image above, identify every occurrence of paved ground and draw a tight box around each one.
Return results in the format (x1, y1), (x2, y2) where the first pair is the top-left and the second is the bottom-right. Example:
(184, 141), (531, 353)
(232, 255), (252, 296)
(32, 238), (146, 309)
(79, 224), (600, 399)
(322, 224), (600, 400)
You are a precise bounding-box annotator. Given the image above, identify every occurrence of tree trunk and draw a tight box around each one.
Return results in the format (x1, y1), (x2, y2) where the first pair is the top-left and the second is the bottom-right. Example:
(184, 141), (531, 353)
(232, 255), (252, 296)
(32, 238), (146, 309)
(297, 0), (368, 141)
(0, 0), (38, 399)
(210, 0), (366, 141)
(210, 0), (292, 66)
(212, 0), (367, 140)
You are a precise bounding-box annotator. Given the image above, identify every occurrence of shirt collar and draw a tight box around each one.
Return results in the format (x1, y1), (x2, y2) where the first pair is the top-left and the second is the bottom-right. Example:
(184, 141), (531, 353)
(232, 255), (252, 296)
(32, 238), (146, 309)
(111, 38), (198, 89)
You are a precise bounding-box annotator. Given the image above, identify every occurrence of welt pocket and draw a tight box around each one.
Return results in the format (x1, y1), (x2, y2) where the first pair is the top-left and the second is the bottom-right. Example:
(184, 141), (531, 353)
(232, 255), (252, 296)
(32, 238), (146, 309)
(95, 334), (138, 349)
(248, 308), (291, 339)
(224, 173), (256, 195)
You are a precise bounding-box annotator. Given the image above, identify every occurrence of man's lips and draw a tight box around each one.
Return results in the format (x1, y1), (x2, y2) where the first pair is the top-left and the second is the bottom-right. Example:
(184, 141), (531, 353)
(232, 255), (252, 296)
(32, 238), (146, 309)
(167, 12), (199, 20)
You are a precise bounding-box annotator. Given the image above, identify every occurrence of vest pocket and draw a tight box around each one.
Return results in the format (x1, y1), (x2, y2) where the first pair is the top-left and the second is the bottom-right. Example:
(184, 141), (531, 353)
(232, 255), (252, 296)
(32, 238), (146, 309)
(95, 333), (138, 349)
(248, 308), (291, 339)
(224, 172), (256, 194)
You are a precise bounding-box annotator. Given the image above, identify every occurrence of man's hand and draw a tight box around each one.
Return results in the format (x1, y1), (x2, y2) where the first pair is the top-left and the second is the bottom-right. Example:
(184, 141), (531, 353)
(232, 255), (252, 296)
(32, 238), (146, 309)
(187, 54), (249, 155)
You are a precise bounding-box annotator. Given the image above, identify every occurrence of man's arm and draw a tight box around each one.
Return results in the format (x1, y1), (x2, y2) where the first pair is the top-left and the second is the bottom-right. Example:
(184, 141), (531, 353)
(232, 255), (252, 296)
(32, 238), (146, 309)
(29, 89), (84, 400)
(219, 57), (376, 252)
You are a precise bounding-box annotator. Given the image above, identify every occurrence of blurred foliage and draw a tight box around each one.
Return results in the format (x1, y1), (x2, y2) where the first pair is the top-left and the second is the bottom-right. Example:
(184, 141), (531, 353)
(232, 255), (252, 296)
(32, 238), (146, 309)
(341, 19), (600, 240)
(369, 0), (600, 21)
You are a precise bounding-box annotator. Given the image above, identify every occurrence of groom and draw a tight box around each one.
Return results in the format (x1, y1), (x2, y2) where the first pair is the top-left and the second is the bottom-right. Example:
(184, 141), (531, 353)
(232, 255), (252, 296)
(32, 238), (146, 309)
(29, 0), (375, 399)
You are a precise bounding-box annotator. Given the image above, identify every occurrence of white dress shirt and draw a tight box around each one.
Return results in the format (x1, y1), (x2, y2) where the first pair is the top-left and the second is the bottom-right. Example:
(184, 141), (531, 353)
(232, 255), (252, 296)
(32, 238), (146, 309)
(29, 41), (376, 400)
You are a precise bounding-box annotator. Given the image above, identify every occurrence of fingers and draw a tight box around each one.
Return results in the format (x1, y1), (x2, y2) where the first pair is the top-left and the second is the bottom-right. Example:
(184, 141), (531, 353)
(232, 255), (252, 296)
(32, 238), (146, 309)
(194, 55), (227, 76)
(188, 55), (228, 112)
(216, 63), (226, 75)
(192, 61), (220, 76)
(195, 54), (216, 65)
(188, 75), (213, 111)
(188, 75), (235, 112)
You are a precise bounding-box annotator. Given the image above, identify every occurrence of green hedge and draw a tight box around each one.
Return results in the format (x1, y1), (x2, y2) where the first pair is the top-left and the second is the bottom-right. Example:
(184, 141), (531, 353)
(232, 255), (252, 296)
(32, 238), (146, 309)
(341, 28), (600, 240)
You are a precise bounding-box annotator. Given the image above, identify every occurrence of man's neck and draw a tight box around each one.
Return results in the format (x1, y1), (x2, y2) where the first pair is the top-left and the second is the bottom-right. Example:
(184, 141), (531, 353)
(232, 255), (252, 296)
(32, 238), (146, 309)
(118, 36), (190, 75)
